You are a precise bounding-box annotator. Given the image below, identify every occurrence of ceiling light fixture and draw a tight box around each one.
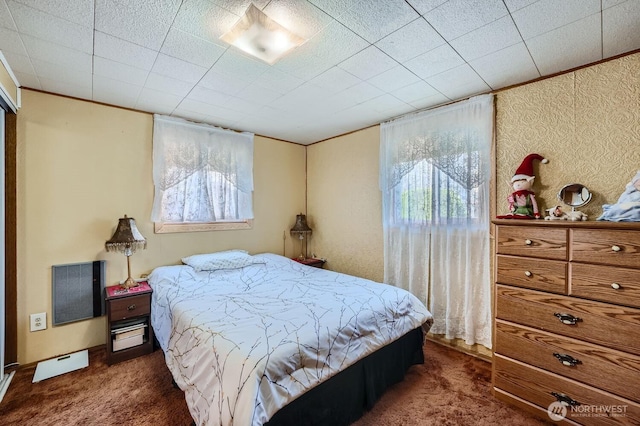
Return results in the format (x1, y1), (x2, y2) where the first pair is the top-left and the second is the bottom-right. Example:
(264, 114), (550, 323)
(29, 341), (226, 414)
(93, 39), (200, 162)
(220, 3), (306, 65)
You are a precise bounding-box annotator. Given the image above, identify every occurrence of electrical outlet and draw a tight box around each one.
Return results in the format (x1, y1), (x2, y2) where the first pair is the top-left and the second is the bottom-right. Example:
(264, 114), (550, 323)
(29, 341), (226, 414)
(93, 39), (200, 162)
(30, 312), (47, 331)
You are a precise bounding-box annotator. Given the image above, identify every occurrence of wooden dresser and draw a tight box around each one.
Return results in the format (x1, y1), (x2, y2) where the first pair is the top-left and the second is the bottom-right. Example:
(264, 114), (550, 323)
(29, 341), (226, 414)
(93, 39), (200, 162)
(492, 219), (640, 425)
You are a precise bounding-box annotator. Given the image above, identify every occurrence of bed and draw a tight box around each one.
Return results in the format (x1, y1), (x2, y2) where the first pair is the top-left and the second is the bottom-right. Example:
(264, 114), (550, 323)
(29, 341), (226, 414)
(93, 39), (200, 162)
(148, 252), (433, 426)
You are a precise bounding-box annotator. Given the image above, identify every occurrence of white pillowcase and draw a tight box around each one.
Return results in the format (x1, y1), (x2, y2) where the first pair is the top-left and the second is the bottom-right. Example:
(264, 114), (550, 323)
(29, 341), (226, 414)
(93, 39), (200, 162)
(181, 250), (264, 272)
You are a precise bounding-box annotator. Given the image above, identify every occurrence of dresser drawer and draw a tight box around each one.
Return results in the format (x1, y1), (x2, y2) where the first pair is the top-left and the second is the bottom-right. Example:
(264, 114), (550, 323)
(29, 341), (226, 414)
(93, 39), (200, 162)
(108, 294), (151, 321)
(496, 285), (640, 356)
(494, 355), (640, 426)
(497, 255), (566, 294)
(571, 263), (640, 309)
(495, 320), (640, 402)
(572, 229), (640, 268)
(497, 226), (567, 260)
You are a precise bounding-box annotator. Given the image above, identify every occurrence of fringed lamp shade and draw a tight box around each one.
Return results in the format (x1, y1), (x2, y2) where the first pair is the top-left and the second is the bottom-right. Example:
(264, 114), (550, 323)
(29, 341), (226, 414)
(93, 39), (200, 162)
(105, 215), (146, 288)
(290, 213), (312, 260)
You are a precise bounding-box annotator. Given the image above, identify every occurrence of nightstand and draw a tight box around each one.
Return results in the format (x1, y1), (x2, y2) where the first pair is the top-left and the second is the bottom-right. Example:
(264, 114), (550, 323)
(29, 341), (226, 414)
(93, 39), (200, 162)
(292, 257), (325, 268)
(105, 283), (154, 365)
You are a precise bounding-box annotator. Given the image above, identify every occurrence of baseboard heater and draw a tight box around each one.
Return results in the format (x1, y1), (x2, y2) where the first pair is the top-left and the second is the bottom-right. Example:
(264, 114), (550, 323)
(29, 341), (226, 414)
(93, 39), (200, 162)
(32, 350), (89, 383)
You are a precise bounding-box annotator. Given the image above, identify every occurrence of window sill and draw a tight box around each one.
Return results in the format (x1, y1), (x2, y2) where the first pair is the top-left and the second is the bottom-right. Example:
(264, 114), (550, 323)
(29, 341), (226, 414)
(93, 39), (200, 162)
(154, 220), (253, 234)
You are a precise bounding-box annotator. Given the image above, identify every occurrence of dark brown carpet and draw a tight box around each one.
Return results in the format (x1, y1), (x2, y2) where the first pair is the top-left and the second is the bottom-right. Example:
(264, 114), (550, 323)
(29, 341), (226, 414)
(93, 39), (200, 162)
(0, 343), (548, 425)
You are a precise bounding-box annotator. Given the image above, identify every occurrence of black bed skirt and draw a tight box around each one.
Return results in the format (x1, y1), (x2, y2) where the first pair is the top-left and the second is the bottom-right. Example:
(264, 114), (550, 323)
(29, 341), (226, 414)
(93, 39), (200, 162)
(265, 326), (425, 426)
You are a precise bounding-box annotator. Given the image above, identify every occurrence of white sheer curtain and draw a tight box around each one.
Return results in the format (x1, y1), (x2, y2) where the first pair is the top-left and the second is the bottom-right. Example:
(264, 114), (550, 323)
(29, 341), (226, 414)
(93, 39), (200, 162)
(151, 115), (254, 223)
(379, 95), (493, 348)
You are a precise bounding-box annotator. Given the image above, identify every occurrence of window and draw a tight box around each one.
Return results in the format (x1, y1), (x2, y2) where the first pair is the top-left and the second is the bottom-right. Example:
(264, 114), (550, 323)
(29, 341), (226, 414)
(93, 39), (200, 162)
(151, 115), (254, 233)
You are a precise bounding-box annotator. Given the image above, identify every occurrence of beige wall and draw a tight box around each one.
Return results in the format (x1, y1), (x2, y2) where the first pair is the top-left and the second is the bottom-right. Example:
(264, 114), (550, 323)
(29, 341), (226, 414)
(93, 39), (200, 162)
(306, 126), (384, 282)
(496, 52), (640, 218)
(17, 90), (306, 364)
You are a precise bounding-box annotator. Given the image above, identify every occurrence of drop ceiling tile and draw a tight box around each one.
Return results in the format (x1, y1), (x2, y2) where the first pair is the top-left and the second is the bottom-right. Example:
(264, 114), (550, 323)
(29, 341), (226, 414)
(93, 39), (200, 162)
(31, 58), (92, 87)
(503, 0), (538, 13)
(272, 53), (331, 81)
(405, 44), (465, 80)
(603, 0), (628, 7)
(95, 0), (172, 50)
(160, 27), (226, 68)
(253, 68), (305, 94)
(2, 50), (33, 74)
(511, 0), (601, 40)
(93, 74), (142, 105)
(375, 18), (445, 63)
(404, 91), (449, 110)
(151, 54), (208, 84)
(223, 95), (262, 114)
(136, 87), (183, 114)
(367, 65), (421, 92)
(424, 0), (509, 40)
(603, 0), (640, 57)
(450, 15), (522, 62)
(336, 0), (420, 43)
(13, 70), (40, 88)
(210, 49), (270, 81)
(426, 63), (490, 100)
(306, 0), (357, 17)
(0, 0), (17, 30)
(390, 80), (443, 104)
(12, 0), (94, 27)
(270, 83), (330, 111)
(39, 76), (91, 99)
(199, 69), (250, 96)
(328, 81), (385, 111)
(406, 0), (448, 15)
(235, 83), (282, 104)
(526, 13), (602, 76)
(173, 0), (239, 46)
(93, 56), (149, 86)
(470, 42), (539, 89)
(186, 85), (231, 107)
(178, 98), (223, 116)
(21, 34), (92, 72)
(309, 67), (361, 94)
(337, 46), (397, 80)
(7, 0), (93, 52)
(94, 31), (158, 71)
(0, 27), (26, 55)
(263, 0), (333, 40)
(145, 72), (194, 97)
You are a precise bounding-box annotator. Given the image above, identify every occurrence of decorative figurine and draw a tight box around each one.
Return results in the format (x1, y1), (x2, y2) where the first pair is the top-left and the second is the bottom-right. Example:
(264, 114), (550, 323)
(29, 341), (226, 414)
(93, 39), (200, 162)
(497, 153), (549, 219)
(597, 170), (640, 222)
(545, 205), (568, 220)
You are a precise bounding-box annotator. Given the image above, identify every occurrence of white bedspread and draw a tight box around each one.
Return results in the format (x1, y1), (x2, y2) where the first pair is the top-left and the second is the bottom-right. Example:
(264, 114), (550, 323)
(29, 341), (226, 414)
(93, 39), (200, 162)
(148, 253), (432, 426)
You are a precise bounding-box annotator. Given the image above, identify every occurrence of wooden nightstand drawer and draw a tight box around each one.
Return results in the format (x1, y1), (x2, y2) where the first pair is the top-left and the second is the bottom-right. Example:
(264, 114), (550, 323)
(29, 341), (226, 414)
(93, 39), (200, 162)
(494, 355), (640, 426)
(497, 255), (566, 294)
(496, 226), (567, 260)
(108, 294), (151, 321)
(495, 320), (640, 402)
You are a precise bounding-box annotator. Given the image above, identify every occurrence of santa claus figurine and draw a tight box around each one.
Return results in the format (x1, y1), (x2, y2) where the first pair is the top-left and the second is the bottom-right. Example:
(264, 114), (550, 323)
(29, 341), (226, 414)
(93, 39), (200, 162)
(497, 153), (549, 219)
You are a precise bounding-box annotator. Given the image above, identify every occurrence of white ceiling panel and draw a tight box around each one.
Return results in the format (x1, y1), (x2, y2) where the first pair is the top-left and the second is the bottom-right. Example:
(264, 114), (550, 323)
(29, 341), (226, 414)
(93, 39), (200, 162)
(424, 0), (509, 40)
(527, 13), (602, 76)
(450, 15), (522, 62)
(512, 0), (601, 40)
(603, 0), (640, 57)
(336, 0), (419, 43)
(7, 0), (93, 53)
(94, 31), (158, 71)
(1, 1), (638, 144)
(337, 46), (397, 80)
(470, 42), (540, 89)
(375, 18), (444, 63)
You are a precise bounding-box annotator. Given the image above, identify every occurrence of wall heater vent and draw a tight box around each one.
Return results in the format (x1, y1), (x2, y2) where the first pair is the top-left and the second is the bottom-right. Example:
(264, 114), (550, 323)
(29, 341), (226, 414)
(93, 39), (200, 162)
(52, 261), (105, 326)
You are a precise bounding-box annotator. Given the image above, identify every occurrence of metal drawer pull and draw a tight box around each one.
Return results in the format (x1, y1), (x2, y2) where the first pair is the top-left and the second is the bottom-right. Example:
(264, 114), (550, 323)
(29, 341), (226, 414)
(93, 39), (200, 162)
(553, 353), (582, 367)
(611, 245), (621, 252)
(554, 312), (582, 325)
(524, 271), (532, 277)
(611, 282), (621, 290)
(551, 392), (581, 407)
(127, 304), (136, 311)
(524, 239), (532, 245)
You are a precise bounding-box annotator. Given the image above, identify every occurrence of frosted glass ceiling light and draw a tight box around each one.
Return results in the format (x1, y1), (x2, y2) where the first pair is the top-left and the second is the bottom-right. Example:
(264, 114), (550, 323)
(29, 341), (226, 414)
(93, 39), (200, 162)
(220, 4), (306, 65)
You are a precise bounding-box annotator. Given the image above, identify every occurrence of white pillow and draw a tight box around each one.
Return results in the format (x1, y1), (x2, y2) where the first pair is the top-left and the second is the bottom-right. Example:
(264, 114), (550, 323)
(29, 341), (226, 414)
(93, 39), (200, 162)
(181, 250), (263, 272)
